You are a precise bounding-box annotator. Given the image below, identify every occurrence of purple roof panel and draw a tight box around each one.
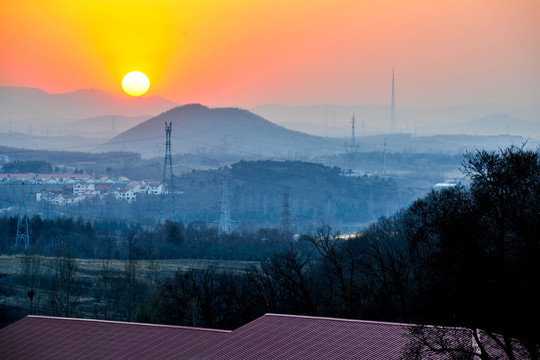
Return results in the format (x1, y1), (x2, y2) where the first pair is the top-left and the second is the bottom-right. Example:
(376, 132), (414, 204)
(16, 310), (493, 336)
(193, 314), (411, 360)
(0, 316), (229, 360)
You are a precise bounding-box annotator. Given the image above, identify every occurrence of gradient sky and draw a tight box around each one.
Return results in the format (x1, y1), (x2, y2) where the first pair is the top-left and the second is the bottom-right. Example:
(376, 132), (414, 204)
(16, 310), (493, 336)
(1, 0), (539, 108)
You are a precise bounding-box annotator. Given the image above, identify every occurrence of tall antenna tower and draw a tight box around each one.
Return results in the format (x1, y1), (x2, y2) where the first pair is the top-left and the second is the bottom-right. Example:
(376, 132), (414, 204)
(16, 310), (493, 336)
(280, 193), (292, 233)
(344, 114), (360, 171)
(218, 180), (232, 235)
(383, 138), (388, 174)
(157, 122), (176, 224)
(390, 67), (396, 132)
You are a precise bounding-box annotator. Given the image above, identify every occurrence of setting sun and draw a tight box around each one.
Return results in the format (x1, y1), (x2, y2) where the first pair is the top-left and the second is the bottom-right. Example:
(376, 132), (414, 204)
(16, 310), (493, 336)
(122, 71), (150, 96)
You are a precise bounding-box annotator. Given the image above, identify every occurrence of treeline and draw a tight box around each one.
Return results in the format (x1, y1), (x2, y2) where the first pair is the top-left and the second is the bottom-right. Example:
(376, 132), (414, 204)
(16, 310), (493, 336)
(0, 146), (141, 164)
(318, 151), (463, 174)
(0, 145), (143, 178)
(0, 160), (53, 174)
(0, 216), (295, 261)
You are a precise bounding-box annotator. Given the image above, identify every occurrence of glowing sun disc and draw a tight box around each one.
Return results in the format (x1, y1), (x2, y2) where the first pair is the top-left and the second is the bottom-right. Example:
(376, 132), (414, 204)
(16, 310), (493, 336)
(122, 71), (150, 96)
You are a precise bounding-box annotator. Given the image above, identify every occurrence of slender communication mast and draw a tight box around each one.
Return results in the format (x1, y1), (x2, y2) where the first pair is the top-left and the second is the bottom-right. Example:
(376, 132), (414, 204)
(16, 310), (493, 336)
(390, 67), (396, 133)
(157, 122), (176, 224)
(383, 138), (388, 174)
(218, 180), (232, 235)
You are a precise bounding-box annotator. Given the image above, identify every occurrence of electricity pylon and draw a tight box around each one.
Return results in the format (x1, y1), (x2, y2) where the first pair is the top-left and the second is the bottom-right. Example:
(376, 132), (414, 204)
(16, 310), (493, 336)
(218, 180), (232, 235)
(157, 122), (176, 225)
(8, 178), (33, 249)
(280, 193), (292, 233)
(344, 114), (360, 172)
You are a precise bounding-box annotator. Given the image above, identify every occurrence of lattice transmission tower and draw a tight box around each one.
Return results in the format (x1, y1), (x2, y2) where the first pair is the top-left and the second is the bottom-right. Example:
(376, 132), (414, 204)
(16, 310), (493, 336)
(218, 180), (232, 235)
(157, 122), (176, 225)
(9, 179), (32, 249)
(280, 193), (292, 233)
(344, 113), (360, 172)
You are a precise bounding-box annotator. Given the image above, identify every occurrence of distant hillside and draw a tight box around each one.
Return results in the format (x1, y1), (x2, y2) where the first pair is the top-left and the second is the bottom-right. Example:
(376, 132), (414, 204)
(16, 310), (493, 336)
(64, 115), (151, 138)
(442, 113), (540, 137)
(0, 87), (178, 135)
(104, 104), (341, 158)
(0, 132), (102, 152)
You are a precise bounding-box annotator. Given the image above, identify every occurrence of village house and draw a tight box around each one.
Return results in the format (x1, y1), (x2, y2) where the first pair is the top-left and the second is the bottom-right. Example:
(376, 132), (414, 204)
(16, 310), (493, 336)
(73, 183), (96, 195)
(114, 188), (136, 203)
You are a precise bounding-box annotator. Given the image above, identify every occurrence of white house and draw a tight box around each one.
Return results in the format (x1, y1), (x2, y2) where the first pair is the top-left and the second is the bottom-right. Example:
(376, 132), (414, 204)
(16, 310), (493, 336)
(114, 189), (136, 203)
(146, 182), (163, 195)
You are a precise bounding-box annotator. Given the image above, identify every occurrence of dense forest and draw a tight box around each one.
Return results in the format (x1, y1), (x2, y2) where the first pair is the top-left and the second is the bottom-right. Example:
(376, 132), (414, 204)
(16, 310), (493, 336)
(0, 146), (538, 359)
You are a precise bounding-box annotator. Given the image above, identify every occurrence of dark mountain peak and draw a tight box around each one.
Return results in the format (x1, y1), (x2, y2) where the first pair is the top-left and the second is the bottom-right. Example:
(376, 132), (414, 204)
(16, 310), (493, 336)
(160, 103), (210, 117)
(105, 104), (339, 158)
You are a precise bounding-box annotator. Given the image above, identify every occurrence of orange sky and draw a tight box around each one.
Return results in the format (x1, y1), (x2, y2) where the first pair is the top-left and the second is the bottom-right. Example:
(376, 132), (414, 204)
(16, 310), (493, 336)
(1, 0), (539, 108)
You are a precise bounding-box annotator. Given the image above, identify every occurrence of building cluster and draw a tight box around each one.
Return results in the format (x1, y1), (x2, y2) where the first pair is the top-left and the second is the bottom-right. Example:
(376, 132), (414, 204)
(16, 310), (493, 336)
(0, 173), (163, 205)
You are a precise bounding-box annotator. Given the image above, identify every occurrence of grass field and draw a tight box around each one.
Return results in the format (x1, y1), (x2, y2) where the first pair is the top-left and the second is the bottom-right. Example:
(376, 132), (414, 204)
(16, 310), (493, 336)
(0, 255), (259, 278)
(0, 254), (260, 328)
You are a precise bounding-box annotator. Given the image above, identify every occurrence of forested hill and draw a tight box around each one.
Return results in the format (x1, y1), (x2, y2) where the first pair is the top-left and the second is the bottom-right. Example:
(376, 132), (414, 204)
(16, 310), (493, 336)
(104, 104), (341, 158)
(176, 160), (413, 227)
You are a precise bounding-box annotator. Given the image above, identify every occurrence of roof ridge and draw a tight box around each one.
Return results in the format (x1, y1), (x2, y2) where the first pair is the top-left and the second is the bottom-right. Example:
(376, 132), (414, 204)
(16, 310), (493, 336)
(26, 315), (231, 333)
(263, 313), (418, 328)
(263, 313), (472, 331)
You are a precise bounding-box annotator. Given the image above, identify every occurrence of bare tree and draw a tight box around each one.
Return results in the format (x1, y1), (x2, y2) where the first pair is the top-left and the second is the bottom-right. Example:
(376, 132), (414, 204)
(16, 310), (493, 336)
(46, 254), (81, 317)
(401, 325), (535, 360)
(20, 253), (43, 315)
(307, 225), (367, 317)
(93, 259), (122, 320)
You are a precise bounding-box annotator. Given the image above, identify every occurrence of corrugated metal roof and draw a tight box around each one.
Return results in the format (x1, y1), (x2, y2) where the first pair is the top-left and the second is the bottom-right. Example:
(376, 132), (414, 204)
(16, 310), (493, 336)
(194, 314), (409, 360)
(0, 316), (229, 360)
(0, 313), (525, 359)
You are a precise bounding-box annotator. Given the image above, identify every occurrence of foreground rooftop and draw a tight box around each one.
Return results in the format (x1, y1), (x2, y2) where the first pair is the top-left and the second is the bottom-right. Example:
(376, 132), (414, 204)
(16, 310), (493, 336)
(0, 313), (522, 359)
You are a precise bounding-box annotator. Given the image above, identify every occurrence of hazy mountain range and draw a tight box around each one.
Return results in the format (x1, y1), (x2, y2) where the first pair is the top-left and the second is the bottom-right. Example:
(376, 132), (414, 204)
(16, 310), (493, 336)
(1, 86), (538, 157)
(251, 104), (540, 138)
(0, 86), (177, 136)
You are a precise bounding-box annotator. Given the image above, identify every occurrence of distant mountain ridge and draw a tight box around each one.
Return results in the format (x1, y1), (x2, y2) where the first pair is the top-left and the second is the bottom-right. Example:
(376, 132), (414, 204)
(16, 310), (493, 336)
(104, 104), (341, 159)
(251, 104), (540, 138)
(449, 113), (540, 136)
(0, 87), (178, 132)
